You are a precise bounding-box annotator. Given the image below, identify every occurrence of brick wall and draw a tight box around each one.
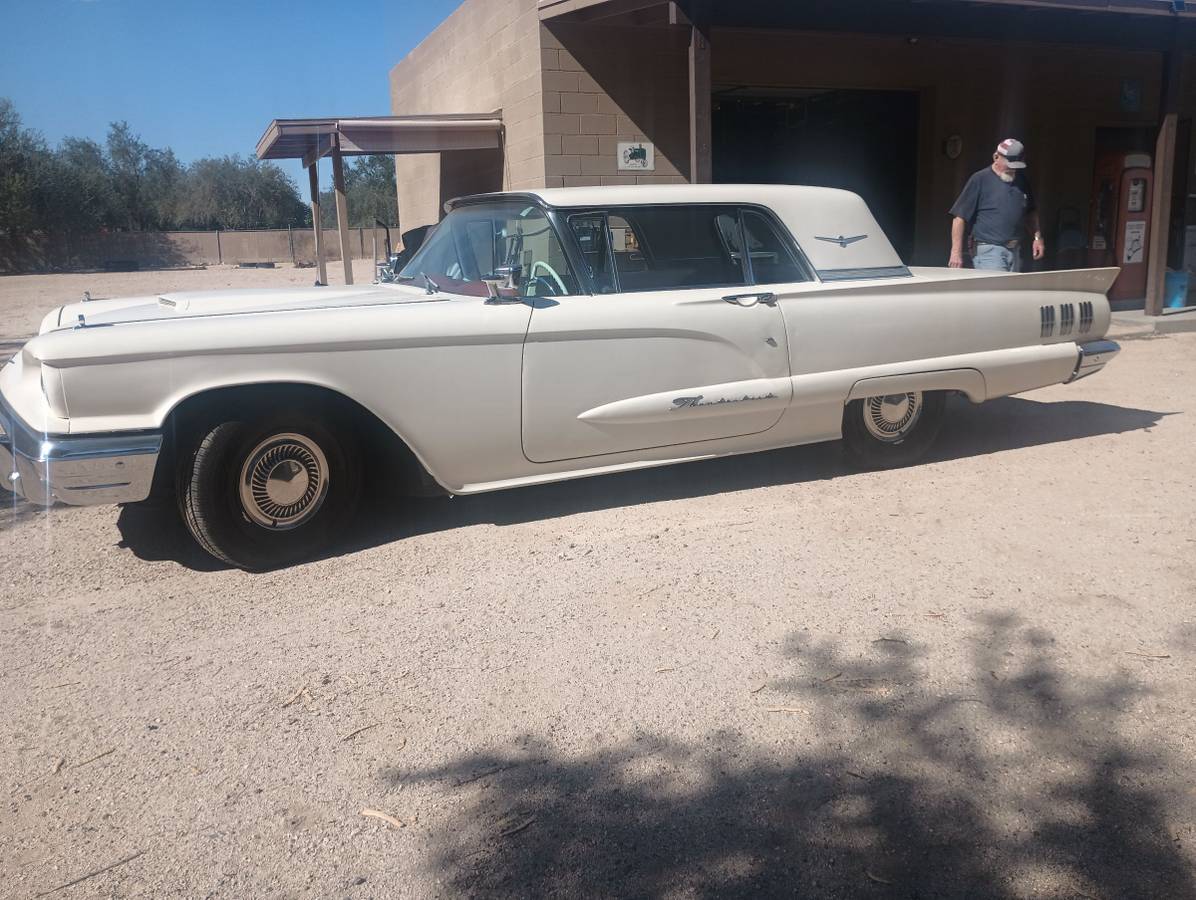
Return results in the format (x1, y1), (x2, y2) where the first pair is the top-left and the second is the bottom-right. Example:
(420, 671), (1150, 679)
(539, 22), (690, 188)
(389, 0), (545, 232)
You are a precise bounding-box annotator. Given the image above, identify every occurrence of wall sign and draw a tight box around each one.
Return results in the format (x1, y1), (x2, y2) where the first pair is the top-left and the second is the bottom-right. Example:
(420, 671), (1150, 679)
(1123, 220), (1146, 265)
(1120, 78), (1142, 113)
(617, 142), (655, 171)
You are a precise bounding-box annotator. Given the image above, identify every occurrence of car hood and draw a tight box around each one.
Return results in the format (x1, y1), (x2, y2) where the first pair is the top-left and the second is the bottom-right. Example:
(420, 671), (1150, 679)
(46, 283), (441, 331)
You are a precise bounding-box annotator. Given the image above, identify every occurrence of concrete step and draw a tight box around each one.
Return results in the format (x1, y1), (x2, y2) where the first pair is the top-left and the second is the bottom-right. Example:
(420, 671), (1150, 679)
(1108, 308), (1196, 341)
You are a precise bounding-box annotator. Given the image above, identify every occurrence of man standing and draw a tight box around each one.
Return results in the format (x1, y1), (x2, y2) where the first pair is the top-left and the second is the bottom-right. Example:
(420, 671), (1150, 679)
(948, 138), (1044, 271)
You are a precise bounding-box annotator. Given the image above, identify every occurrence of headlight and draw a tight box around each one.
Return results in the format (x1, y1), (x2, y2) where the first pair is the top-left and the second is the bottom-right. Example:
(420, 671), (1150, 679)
(40, 365), (69, 418)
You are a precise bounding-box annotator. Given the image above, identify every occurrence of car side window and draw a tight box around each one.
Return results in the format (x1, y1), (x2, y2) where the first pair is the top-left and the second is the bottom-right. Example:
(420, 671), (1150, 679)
(741, 209), (809, 285)
(568, 213), (617, 294)
(605, 205), (748, 293)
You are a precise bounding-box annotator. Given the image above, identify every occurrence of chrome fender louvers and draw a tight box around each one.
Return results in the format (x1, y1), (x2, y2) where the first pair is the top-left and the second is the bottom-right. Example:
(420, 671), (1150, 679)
(1040, 304), (1056, 338)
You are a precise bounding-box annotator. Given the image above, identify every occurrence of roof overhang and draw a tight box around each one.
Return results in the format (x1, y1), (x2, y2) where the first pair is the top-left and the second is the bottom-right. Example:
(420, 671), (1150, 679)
(256, 113), (504, 167)
(539, 0), (1196, 20)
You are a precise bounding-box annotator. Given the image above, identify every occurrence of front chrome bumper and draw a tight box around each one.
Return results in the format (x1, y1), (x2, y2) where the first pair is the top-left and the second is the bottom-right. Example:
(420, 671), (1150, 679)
(1067, 339), (1121, 383)
(0, 397), (161, 507)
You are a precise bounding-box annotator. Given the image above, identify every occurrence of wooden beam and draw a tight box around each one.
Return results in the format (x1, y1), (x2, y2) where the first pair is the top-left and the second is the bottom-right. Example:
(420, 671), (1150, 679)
(688, 20), (712, 183)
(1144, 38), (1183, 316)
(331, 136), (354, 286)
(301, 136), (333, 170)
(1145, 114), (1179, 315)
(307, 163), (327, 287)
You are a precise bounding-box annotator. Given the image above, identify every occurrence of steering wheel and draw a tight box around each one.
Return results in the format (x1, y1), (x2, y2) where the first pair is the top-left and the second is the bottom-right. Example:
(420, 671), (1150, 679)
(526, 260), (568, 296)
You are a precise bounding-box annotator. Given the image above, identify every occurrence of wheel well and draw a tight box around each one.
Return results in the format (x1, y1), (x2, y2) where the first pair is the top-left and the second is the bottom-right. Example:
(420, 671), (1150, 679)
(149, 383), (442, 502)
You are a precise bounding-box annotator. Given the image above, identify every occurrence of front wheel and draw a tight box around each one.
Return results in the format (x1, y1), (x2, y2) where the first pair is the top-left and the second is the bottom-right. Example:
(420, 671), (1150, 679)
(177, 416), (360, 570)
(841, 390), (946, 469)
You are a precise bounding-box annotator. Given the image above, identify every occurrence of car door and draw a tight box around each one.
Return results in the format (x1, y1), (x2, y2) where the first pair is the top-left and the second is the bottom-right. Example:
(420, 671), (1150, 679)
(521, 204), (797, 464)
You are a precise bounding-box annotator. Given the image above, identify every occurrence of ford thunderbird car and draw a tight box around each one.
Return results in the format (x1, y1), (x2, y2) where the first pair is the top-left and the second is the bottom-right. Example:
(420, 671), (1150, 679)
(0, 185), (1120, 569)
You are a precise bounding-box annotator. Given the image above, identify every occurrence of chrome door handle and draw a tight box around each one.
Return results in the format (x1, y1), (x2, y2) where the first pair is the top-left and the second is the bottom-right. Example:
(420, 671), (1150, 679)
(722, 292), (777, 307)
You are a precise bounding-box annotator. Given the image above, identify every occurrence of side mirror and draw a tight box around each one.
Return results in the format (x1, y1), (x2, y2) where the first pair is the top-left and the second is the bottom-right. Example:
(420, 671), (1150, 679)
(483, 264), (523, 303)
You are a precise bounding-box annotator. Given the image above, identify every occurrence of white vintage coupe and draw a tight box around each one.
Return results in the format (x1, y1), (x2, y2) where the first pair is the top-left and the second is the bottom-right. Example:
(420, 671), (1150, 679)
(1, 185), (1120, 569)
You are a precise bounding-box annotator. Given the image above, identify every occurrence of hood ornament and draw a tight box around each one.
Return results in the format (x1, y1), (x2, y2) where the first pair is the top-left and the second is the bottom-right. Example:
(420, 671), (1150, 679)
(815, 234), (868, 248)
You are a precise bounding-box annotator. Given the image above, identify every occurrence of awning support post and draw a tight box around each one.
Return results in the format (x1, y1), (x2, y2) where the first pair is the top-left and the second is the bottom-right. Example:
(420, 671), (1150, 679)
(682, 4), (711, 184)
(1145, 35), (1183, 317)
(332, 135), (354, 285)
(307, 162), (327, 286)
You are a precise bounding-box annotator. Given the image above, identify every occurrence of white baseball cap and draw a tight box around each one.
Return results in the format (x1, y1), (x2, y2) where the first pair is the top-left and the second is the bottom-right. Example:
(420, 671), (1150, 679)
(996, 138), (1027, 169)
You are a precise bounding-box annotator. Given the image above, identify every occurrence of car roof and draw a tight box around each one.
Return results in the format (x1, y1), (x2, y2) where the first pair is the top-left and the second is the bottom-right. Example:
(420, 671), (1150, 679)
(445, 184), (907, 277)
(449, 183), (856, 210)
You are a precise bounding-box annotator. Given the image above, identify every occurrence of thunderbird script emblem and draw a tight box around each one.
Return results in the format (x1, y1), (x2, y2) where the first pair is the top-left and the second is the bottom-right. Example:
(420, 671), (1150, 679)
(815, 234), (868, 248)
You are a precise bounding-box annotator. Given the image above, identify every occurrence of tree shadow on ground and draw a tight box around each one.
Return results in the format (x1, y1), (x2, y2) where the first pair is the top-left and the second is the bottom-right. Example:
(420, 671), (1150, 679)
(387, 614), (1195, 899)
(107, 395), (1170, 571)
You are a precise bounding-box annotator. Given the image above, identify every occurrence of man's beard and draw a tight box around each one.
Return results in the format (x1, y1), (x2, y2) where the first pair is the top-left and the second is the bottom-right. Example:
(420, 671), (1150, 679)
(997, 170), (1015, 183)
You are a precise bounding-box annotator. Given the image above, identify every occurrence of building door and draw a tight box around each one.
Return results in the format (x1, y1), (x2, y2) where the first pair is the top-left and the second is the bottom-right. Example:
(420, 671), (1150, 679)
(713, 89), (920, 263)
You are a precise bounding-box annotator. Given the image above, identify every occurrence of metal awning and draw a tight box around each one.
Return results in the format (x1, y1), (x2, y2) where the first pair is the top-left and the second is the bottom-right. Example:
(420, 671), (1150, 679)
(255, 113), (503, 288)
(256, 113), (504, 168)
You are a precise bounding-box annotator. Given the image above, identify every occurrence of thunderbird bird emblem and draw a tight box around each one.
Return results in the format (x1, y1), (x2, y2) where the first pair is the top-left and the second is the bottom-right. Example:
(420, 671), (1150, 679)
(815, 234), (868, 248)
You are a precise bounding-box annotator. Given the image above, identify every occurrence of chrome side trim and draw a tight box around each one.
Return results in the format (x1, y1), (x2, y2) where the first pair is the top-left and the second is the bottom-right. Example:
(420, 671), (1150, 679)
(817, 265), (912, 282)
(0, 396), (161, 507)
(1066, 339), (1120, 383)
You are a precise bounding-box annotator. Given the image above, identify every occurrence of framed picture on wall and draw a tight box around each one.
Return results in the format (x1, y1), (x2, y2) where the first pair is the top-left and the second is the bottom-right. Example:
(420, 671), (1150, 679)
(1120, 78), (1142, 114)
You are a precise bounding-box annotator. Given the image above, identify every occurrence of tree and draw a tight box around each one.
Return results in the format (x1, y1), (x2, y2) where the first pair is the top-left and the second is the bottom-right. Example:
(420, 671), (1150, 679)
(178, 155), (307, 230)
(105, 122), (185, 231)
(319, 155), (399, 228)
(0, 98), (49, 235)
(0, 97), (308, 235)
(54, 137), (118, 232)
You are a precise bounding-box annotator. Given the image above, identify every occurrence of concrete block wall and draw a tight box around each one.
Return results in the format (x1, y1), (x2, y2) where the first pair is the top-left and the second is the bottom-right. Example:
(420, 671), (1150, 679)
(389, 0), (545, 231)
(539, 22), (690, 188)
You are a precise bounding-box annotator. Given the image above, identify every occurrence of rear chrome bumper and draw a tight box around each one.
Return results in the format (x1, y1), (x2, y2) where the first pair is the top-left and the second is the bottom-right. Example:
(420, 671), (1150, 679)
(1067, 339), (1120, 383)
(0, 396), (161, 507)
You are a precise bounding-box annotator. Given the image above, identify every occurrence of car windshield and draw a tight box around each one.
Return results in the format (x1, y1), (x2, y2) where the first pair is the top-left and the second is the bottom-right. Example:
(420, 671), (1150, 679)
(397, 202), (579, 297)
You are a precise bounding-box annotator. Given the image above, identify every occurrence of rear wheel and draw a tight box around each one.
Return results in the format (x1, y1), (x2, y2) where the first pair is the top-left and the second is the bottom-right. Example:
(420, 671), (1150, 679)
(841, 390), (946, 469)
(177, 415), (360, 570)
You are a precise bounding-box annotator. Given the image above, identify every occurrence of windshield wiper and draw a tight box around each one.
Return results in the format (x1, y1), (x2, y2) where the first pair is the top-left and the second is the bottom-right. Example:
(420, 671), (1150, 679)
(421, 272), (439, 295)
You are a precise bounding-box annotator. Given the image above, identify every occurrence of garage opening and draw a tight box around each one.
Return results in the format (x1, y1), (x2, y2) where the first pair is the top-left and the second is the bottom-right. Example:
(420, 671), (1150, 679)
(712, 89), (921, 262)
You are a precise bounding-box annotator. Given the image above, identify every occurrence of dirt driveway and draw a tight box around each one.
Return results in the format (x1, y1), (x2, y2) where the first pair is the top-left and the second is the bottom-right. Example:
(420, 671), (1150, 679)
(2, 268), (1195, 898)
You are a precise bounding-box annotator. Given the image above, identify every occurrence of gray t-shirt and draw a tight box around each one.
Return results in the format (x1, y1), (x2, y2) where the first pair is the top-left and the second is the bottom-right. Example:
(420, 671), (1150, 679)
(949, 167), (1035, 245)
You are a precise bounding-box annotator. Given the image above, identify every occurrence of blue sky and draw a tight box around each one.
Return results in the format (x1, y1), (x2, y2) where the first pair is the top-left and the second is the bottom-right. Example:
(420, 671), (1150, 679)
(0, 0), (464, 187)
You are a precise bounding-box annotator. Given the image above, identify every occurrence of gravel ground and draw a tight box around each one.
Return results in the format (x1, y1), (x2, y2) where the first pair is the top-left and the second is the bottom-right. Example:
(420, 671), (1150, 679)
(2, 268), (1195, 899)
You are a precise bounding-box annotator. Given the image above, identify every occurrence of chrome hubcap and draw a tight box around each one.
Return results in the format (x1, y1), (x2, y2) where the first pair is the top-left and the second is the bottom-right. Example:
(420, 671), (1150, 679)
(863, 392), (922, 443)
(238, 433), (329, 530)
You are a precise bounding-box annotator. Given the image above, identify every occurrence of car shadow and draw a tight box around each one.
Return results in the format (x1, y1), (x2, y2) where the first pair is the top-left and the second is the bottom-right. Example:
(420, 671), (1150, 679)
(381, 614), (1196, 898)
(335, 395), (1170, 555)
(106, 395), (1170, 571)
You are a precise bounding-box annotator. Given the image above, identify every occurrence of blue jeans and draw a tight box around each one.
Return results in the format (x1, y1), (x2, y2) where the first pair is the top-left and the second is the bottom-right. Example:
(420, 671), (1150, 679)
(973, 243), (1020, 272)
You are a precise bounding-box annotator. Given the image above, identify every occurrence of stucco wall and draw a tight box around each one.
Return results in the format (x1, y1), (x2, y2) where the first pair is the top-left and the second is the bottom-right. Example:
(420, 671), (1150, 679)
(389, 0), (545, 232)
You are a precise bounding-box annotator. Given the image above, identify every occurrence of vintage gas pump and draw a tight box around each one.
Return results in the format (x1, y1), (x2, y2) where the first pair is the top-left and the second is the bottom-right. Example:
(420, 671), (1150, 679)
(1087, 152), (1153, 302)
